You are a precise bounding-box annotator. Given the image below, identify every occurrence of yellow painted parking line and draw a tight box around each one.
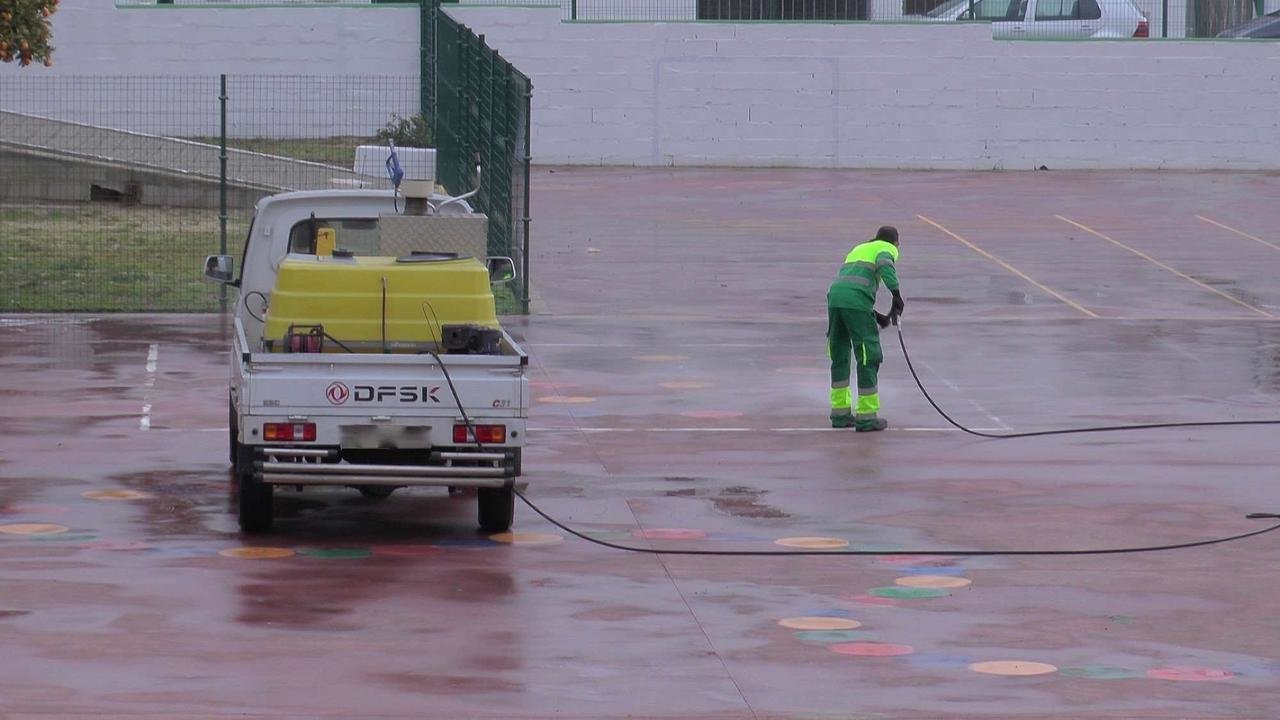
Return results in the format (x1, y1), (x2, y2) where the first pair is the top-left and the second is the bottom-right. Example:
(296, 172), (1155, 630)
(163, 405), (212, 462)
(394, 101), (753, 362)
(1057, 215), (1274, 319)
(1197, 215), (1280, 252)
(917, 215), (1100, 319)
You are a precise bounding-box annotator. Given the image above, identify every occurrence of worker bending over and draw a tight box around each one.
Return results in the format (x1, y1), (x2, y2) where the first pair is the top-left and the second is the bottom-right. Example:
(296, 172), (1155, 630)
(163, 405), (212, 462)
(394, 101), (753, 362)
(827, 226), (904, 431)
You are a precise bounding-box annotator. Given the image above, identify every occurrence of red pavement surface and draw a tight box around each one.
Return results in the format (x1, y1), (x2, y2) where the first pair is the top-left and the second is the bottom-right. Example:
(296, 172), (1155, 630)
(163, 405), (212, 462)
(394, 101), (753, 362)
(2, 168), (1279, 718)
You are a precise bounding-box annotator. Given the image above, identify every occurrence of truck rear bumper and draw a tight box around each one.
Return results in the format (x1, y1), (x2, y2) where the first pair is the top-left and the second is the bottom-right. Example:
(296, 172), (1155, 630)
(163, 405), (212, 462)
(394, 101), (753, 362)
(251, 447), (516, 489)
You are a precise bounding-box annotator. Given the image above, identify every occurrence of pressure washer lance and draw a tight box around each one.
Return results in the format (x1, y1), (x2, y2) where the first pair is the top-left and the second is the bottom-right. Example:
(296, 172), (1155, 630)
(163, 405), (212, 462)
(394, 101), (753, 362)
(436, 319), (1280, 558)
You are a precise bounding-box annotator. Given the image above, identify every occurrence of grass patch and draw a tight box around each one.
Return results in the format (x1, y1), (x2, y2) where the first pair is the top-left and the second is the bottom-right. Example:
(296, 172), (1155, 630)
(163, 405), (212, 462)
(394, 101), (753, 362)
(0, 205), (248, 312)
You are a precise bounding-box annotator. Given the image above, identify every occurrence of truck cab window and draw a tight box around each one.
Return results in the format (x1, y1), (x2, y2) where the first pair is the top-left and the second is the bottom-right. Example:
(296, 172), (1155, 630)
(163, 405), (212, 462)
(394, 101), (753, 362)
(288, 218), (382, 256)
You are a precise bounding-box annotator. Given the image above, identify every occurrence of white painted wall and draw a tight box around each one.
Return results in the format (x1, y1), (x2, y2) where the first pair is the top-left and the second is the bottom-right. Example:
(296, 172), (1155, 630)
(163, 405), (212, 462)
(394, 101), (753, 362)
(453, 5), (1280, 170)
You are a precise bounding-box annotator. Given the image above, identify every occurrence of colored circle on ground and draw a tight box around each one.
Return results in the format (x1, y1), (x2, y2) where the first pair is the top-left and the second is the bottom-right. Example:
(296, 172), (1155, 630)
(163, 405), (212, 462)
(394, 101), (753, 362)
(794, 630), (876, 644)
(680, 410), (744, 420)
(433, 537), (498, 548)
(31, 533), (96, 543)
(868, 586), (950, 600)
(633, 354), (688, 362)
(895, 575), (972, 589)
(848, 594), (901, 607)
(219, 547), (295, 559)
(830, 642), (914, 657)
(634, 528), (707, 541)
(661, 381), (711, 390)
(774, 536), (849, 549)
(0, 523), (69, 536)
(969, 660), (1058, 676)
(1146, 666), (1235, 682)
(81, 489), (153, 501)
(371, 544), (443, 558)
(778, 616), (862, 631)
(298, 548), (373, 559)
(489, 532), (562, 546)
(536, 395), (597, 404)
(1059, 665), (1141, 680)
(898, 565), (967, 576)
(0, 504), (70, 515)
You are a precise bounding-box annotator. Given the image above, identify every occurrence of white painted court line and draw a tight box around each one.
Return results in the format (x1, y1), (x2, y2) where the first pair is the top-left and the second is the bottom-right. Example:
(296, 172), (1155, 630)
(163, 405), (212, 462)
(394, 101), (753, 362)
(139, 343), (158, 431)
(917, 359), (1012, 431)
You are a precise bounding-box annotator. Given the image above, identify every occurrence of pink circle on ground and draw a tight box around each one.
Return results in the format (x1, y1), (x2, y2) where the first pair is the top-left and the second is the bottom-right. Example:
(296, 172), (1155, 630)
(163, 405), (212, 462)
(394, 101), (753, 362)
(847, 594), (901, 607)
(679, 410), (744, 420)
(372, 545), (444, 558)
(634, 528), (707, 541)
(0, 504), (71, 516)
(1146, 666), (1235, 682)
(829, 642), (914, 657)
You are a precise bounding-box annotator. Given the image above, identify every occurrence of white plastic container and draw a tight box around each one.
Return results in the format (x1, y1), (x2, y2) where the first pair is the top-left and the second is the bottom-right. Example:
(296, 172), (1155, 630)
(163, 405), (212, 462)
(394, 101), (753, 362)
(353, 145), (436, 183)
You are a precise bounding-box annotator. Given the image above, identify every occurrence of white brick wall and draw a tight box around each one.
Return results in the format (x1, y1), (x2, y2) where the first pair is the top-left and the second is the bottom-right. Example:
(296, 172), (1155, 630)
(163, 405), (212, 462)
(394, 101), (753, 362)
(453, 6), (1280, 169)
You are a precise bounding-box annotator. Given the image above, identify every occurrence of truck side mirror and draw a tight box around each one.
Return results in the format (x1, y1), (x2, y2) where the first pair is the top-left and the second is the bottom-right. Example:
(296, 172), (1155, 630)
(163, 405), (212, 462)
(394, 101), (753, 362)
(486, 256), (516, 285)
(203, 254), (235, 284)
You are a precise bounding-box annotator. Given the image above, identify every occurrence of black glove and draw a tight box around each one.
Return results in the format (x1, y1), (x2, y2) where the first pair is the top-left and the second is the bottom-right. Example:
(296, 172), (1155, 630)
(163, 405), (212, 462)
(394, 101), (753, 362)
(875, 312), (891, 329)
(889, 290), (905, 322)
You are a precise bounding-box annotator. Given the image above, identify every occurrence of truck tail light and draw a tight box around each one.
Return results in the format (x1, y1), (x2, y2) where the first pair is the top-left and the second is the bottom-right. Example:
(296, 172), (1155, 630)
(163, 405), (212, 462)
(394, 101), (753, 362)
(453, 424), (506, 444)
(1134, 19), (1149, 37)
(264, 422), (316, 442)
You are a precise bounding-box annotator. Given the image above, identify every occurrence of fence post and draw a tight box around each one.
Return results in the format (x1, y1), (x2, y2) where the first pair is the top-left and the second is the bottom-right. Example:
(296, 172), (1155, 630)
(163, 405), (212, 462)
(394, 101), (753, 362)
(571, 0), (577, 20)
(420, 0), (434, 133)
(219, 74), (229, 313)
(1162, 0), (1168, 37)
(521, 79), (531, 315)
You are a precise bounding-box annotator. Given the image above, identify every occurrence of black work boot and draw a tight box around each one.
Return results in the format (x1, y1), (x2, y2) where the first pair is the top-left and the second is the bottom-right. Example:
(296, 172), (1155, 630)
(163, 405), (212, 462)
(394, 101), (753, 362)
(855, 418), (889, 433)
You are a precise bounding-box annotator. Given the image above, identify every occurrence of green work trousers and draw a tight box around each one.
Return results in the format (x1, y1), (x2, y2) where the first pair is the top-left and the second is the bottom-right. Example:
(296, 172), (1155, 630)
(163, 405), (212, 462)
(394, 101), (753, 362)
(828, 307), (883, 427)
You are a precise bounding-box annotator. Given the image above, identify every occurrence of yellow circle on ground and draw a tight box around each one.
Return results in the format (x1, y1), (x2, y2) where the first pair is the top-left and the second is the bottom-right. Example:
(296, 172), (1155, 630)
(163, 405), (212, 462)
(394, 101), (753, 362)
(536, 396), (597, 404)
(219, 547), (295, 559)
(895, 575), (972, 589)
(774, 536), (850, 549)
(969, 660), (1058, 676)
(633, 354), (689, 362)
(0, 523), (69, 536)
(82, 489), (153, 501)
(490, 532), (563, 546)
(778, 617), (862, 631)
(661, 381), (712, 390)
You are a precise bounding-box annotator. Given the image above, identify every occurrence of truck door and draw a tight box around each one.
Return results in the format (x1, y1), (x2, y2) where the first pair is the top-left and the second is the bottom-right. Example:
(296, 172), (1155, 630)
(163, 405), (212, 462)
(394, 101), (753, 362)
(992, 0), (1030, 38)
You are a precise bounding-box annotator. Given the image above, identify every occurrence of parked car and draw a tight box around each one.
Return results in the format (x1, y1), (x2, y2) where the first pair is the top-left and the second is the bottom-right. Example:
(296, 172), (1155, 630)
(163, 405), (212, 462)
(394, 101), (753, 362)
(1217, 9), (1280, 38)
(926, 0), (1149, 38)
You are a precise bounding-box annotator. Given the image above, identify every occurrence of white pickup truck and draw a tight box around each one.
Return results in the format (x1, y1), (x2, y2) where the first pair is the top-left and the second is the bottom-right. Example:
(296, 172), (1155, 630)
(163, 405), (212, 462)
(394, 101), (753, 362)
(204, 188), (527, 533)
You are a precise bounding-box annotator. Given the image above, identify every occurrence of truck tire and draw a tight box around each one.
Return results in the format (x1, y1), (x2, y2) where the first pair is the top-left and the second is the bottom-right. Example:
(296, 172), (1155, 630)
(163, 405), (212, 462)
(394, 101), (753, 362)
(477, 487), (514, 533)
(236, 447), (274, 533)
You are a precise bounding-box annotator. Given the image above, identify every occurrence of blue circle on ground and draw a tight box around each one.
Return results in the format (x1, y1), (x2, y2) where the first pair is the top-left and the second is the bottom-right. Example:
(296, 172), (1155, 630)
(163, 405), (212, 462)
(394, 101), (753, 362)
(149, 546), (213, 558)
(905, 652), (976, 669)
(793, 630), (877, 644)
(795, 607), (854, 619)
(897, 565), (967, 576)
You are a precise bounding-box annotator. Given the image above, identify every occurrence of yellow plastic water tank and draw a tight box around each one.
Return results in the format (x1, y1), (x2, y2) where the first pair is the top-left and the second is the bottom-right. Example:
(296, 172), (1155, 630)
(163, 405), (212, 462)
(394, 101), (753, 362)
(263, 254), (498, 350)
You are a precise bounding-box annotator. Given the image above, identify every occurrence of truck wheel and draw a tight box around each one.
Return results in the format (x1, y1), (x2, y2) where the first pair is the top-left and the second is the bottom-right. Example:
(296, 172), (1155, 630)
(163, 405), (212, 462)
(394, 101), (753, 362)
(477, 487), (514, 533)
(236, 448), (273, 532)
(356, 485), (397, 500)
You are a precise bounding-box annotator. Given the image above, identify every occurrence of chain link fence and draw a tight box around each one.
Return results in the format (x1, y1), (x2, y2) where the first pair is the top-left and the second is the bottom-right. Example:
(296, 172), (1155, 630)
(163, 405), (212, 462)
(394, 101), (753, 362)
(0, 75), (417, 312)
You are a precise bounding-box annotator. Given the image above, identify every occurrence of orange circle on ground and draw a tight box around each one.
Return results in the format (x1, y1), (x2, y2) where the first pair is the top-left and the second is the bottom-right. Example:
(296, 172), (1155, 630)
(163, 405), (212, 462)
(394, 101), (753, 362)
(536, 396), (596, 404)
(895, 575), (972, 589)
(969, 660), (1058, 676)
(1146, 666), (1235, 682)
(778, 617), (862, 631)
(219, 547), (295, 559)
(829, 642), (914, 657)
(489, 532), (562, 546)
(633, 354), (689, 362)
(774, 537), (849, 549)
(81, 489), (153, 501)
(0, 523), (68, 536)
(661, 381), (711, 390)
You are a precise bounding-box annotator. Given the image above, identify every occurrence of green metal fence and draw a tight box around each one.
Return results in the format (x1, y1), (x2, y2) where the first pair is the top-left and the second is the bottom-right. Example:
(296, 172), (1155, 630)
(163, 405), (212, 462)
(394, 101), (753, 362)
(425, 0), (532, 313)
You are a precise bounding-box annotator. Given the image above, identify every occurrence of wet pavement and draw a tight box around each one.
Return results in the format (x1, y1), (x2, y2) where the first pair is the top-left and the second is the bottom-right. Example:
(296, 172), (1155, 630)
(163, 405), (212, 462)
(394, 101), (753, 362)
(3, 167), (1280, 718)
